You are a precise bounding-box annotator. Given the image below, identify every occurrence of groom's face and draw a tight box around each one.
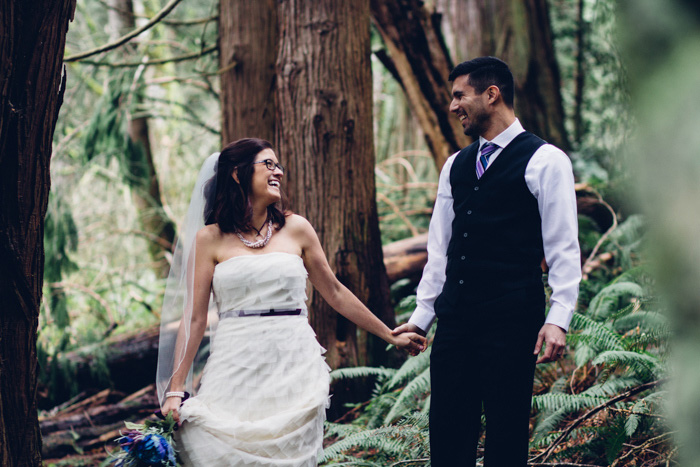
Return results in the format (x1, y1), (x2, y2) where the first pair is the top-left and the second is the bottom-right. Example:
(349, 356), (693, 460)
(450, 74), (490, 137)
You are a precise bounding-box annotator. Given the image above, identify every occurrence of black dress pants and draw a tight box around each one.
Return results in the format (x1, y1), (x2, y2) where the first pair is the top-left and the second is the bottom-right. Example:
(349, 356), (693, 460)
(429, 293), (543, 467)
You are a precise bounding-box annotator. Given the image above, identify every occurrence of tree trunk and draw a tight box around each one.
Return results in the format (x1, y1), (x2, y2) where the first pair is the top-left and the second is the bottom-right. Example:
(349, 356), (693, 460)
(572, 0), (586, 145)
(0, 1), (76, 465)
(436, 0), (571, 151)
(108, 0), (176, 278)
(371, 0), (470, 169)
(219, 0), (278, 144)
(275, 0), (393, 369)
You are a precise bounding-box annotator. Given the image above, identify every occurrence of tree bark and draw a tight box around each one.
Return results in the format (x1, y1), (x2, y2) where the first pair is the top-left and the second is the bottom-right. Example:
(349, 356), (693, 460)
(219, 0), (278, 144)
(275, 0), (393, 369)
(0, 1), (76, 465)
(108, 0), (176, 278)
(573, 0), (586, 145)
(371, 0), (470, 169)
(436, 0), (571, 151)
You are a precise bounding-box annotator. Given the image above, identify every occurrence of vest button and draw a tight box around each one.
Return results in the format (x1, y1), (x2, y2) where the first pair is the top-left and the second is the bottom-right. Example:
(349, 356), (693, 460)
(461, 256), (466, 260)
(467, 210), (472, 215)
(474, 186), (479, 191)
(463, 232), (468, 237)
(459, 280), (464, 284)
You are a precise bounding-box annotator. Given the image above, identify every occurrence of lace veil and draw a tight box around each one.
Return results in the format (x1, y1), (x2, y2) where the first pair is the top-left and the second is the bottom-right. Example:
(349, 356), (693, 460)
(156, 152), (220, 407)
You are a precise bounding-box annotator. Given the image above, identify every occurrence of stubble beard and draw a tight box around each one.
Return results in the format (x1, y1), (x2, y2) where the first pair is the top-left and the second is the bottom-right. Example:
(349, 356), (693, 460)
(463, 110), (489, 138)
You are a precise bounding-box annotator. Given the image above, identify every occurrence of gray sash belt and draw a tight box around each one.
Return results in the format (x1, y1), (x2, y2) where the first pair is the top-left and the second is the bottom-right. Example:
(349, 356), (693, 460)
(219, 308), (303, 319)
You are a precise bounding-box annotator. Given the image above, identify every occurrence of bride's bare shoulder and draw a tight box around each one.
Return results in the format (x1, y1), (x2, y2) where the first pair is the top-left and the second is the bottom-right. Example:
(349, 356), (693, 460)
(197, 224), (224, 243)
(284, 214), (314, 233)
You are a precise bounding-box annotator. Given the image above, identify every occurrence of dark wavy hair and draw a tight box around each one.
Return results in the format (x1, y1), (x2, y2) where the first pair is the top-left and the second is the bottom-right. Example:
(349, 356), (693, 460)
(204, 138), (288, 233)
(448, 56), (515, 108)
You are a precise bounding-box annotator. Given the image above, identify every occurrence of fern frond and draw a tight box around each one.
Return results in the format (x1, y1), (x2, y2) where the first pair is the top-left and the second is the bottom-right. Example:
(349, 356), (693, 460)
(320, 425), (419, 463)
(587, 281), (645, 319)
(591, 350), (663, 377)
(384, 367), (431, 424)
(532, 406), (570, 442)
(580, 376), (641, 398)
(532, 392), (606, 413)
(363, 392), (399, 429)
(387, 347), (431, 390)
(569, 312), (625, 351)
(613, 310), (669, 334)
(324, 422), (365, 439)
(605, 215), (645, 247)
(330, 366), (396, 382)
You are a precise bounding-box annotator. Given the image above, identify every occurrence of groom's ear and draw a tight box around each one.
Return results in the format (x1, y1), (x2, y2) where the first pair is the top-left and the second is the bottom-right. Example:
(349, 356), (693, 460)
(232, 168), (240, 184)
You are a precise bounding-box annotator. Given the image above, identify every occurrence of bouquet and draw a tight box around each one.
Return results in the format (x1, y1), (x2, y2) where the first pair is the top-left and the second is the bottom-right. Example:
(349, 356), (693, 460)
(111, 411), (180, 467)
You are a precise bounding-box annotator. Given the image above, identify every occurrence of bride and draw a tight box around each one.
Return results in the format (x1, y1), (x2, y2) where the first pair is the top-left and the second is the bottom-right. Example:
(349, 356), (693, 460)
(157, 138), (426, 466)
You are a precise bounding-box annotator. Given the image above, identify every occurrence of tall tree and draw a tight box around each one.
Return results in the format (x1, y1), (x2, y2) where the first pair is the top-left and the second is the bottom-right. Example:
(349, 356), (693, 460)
(371, 0), (470, 169)
(0, 1), (76, 465)
(275, 0), (393, 368)
(219, 0), (278, 143)
(107, 0), (176, 278)
(436, 0), (571, 150)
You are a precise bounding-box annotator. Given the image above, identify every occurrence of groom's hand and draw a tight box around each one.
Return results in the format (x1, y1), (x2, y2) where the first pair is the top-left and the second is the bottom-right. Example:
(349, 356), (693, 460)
(391, 323), (427, 356)
(392, 322), (427, 338)
(534, 323), (567, 364)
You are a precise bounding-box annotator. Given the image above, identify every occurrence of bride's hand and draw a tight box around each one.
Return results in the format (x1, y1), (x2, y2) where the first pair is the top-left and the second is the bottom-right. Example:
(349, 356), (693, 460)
(161, 396), (182, 425)
(390, 332), (427, 356)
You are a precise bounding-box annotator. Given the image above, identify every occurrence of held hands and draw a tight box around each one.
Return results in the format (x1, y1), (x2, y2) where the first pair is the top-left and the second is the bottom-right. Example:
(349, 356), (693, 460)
(534, 323), (567, 364)
(391, 323), (428, 356)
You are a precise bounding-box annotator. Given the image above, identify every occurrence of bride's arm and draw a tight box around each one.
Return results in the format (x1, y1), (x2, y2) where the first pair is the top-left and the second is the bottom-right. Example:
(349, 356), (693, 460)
(291, 215), (425, 355)
(162, 228), (217, 420)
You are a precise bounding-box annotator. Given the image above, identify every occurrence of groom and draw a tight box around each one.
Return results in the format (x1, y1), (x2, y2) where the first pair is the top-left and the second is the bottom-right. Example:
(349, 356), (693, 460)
(393, 57), (581, 466)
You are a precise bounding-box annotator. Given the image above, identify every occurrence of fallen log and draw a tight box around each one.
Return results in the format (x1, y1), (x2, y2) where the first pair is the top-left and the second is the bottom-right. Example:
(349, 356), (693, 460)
(575, 182), (615, 233)
(383, 232), (429, 283)
(40, 384), (158, 460)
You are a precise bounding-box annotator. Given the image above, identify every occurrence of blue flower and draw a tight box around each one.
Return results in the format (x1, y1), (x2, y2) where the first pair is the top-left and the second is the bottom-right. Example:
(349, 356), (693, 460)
(118, 430), (141, 453)
(132, 433), (175, 465)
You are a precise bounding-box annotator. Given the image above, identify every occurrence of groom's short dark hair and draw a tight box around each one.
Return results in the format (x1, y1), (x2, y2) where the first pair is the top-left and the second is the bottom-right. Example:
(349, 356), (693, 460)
(449, 57), (514, 108)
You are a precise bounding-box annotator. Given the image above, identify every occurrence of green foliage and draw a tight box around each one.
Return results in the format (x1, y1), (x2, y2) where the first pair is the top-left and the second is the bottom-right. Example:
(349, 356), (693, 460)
(322, 413), (430, 466)
(82, 69), (149, 188)
(322, 329), (432, 465)
(44, 192), (79, 329)
(41, 0), (221, 406)
(549, 0), (631, 175)
(532, 262), (669, 463)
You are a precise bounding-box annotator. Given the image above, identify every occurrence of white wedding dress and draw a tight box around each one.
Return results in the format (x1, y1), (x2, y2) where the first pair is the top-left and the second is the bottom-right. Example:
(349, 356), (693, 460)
(177, 252), (330, 466)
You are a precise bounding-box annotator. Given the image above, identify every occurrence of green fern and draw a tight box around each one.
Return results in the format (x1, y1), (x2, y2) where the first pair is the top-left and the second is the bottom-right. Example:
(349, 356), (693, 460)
(587, 281), (645, 319)
(569, 312), (625, 352)
(533, 392), (607, 413)
(591, 350), (663, 378)
(387, 347), (431, 390)
(383, 367), (431, 424)
(331, 366), (396, 382)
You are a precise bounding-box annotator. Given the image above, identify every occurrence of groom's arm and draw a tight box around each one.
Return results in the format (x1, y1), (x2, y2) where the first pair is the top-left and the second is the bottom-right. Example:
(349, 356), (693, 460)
(526, 145), (581, 363)
(394, 154), (457, 339)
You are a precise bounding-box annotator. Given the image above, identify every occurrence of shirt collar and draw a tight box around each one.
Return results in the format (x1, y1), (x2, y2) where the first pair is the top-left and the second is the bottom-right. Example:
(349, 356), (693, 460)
(478, 118), (525, 149)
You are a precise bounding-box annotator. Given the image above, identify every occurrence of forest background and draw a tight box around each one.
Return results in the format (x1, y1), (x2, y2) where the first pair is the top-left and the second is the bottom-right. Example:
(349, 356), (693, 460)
(2, 0), (700, 466)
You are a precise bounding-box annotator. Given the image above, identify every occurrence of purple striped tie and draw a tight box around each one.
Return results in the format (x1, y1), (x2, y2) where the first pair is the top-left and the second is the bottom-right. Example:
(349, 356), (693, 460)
(476, 142), (498, 179)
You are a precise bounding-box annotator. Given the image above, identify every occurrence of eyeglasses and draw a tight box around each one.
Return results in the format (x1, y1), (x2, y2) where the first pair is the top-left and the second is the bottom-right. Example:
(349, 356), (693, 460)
(253, 159), (285, 174)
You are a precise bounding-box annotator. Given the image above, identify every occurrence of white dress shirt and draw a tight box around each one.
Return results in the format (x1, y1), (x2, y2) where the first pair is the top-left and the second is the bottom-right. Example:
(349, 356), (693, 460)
(408, 119), (581, 332)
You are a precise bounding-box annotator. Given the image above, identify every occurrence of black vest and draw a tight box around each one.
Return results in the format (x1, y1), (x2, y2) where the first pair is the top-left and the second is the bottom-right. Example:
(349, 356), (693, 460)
(436, 132), (547, 314)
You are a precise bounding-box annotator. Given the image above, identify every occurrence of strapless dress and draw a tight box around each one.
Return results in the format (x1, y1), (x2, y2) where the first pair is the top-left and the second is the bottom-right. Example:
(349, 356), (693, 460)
(177, 253), (330, 466)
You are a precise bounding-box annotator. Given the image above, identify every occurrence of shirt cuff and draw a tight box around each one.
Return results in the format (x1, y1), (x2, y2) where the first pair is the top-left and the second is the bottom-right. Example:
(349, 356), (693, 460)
(544, 302), (573, 332)
(408, 307), (436, 334)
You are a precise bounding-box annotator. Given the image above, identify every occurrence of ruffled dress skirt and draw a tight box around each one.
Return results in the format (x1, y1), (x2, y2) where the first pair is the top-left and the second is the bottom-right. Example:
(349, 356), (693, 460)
(177, 316), (330, 466)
